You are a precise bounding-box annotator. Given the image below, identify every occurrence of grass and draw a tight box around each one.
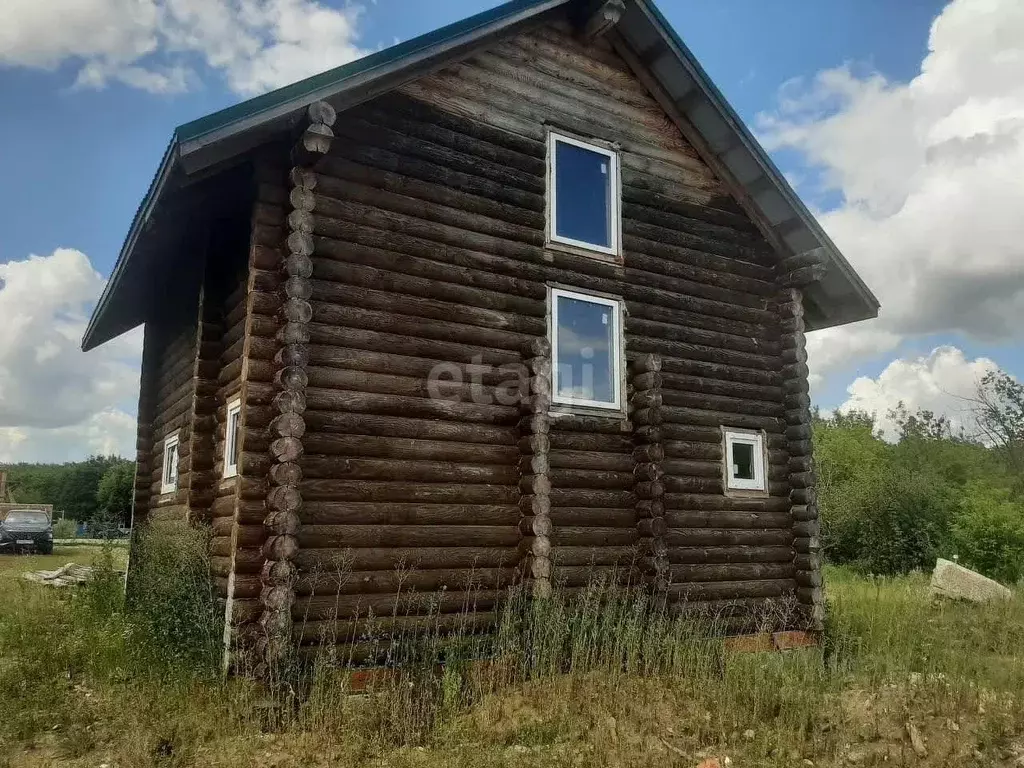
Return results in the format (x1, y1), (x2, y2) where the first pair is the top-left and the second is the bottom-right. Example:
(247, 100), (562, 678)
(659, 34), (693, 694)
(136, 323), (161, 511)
(0, 536), (1021, 768)
(0, 544), (127, 579)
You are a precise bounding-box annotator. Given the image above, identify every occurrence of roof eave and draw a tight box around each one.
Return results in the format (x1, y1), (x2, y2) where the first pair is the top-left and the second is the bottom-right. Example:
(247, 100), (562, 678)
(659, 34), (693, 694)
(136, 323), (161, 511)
(81, 138), (179, 352)
(627, 0), (880, 331)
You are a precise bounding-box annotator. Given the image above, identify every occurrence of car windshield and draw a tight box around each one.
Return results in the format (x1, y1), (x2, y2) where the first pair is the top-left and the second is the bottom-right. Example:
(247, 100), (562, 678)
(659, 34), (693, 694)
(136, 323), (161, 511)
(4, 511), (49, 524)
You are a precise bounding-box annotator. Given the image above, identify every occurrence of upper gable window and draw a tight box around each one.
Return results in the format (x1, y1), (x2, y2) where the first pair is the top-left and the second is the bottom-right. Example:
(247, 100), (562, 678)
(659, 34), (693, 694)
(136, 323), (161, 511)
(548, 132), (620, 257)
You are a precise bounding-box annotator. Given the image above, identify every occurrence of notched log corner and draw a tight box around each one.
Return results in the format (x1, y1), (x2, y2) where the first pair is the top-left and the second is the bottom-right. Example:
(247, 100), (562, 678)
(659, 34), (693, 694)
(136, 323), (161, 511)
(574, 0), (626, 42)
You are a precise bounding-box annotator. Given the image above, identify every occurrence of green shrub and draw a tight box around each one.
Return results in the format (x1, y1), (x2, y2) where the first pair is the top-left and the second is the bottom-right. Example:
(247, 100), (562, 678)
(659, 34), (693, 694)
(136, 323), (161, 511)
(126, 524), (222, 673)
(953, 483), (1024, 584)
(52, 517), (77, 539)
(848, 467), (954, 575)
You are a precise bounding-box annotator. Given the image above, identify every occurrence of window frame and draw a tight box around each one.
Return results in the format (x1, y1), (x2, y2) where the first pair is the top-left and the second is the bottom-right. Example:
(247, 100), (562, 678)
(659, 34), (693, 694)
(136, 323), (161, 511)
(548, 286), (625, 413)
(223, 397), (242, 479)
(160, 431), (180, 495)
(723, 428), (767, 493)
(546, 131), (621, 258)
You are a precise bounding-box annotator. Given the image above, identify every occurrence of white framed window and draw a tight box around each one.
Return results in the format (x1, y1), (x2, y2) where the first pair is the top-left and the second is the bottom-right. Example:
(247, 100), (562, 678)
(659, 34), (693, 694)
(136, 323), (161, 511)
(160, 431), (180, 495)
(724, 429), (767, 492)
(547, 132), (620, 257)
(549, 286), (624, 412)
(224, 397), (242, 479)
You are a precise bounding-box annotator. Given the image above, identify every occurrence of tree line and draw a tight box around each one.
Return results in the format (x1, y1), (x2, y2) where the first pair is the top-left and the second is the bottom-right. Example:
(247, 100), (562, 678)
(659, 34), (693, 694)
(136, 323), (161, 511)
(1, 455), (134, 527)
(817, 371), (1024, 583)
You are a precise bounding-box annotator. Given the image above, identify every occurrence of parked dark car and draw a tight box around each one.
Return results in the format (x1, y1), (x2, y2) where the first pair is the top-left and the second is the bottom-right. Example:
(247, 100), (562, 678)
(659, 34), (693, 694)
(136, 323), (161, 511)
(0, 510), (54, 554)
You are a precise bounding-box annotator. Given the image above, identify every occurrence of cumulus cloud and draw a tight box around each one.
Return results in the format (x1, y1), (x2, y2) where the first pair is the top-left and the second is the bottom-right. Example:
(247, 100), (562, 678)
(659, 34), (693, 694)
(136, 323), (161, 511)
(0, 409), (138, 464)
(836, 346), (1000, 440)
(761, 0), (1024, 376)
(0, 0), (368, 95)
(0, 249), (141, 462)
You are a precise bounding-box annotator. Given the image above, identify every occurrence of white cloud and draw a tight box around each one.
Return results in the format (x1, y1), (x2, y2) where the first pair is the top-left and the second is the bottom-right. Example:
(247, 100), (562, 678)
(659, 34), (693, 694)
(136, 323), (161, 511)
(0, 0), (368, 95)
(0, 409), (138, 464)
(0, 249), (141, 462)
(837, 346), (999, 440)
(763, 0), (1024, 378)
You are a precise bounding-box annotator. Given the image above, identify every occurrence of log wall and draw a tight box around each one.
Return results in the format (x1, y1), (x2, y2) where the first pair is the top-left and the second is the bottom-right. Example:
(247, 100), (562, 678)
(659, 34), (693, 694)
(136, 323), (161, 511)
(258, 15), (809, 648)
(221, 153), (291, 661)
(133, 300), (201, 526)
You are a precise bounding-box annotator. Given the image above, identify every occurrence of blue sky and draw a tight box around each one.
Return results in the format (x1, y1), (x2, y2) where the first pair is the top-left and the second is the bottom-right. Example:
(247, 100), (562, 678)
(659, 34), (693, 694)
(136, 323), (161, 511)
(1, 0), (1022, 460)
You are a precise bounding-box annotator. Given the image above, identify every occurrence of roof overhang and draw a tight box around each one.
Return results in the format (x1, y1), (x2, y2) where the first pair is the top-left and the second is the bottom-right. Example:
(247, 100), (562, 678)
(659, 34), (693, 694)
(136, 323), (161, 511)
(83, 0), (878, 351)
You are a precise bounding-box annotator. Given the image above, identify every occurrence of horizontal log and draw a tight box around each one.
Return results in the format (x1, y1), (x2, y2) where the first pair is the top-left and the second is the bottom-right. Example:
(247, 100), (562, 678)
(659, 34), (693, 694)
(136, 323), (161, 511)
(666, 510), (792, 529)
(548, 448), (626, 473)
(314, 253), (544, 318)
(549, 545), (643, 567)
(294, 611), (500, 644)
(550, 488), (634, 508)
(552, 564), (641, 588)
(297, 524), (519, 549)
(301, 455), (518, 485)
(665, 529), (793, 547)
(548, 507), (636, 528)
(548, 468), (635, 490)
(667, 579), (796, 601)
(308, 322), (521, 369)
(666, 545), (794, 565)
(668, 562), (795, 583)
(302, 433), (517, 465)
(310, 278), (544, 335)
(293, 589), (504, 621)
(549, 526), (638, 547)
(304, 411), (516, 445)
(663, 406), (781, 432)
(312, 302), (532, 353)
(299, 480), (518, 505)
(304, 387), (518, 424)
(295, 546), (520, 572)
(300, 502), (519, 526)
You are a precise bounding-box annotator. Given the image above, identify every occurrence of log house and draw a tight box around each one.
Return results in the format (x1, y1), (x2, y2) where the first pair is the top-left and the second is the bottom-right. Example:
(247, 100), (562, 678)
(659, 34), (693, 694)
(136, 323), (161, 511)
(82, 0), (878, 669)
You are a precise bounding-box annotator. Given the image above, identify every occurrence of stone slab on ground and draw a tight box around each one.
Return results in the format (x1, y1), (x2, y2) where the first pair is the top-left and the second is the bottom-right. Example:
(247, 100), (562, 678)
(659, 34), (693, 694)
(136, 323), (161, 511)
(930, 558), (1012, 603)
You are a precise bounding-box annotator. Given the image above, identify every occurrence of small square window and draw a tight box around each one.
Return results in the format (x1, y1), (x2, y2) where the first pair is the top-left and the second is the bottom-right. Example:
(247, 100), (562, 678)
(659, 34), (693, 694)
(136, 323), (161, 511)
(549, 287), (623, 411)
(548, 132), (620, 256)
(724, 429), (766, 492)
(224, 398), (242, 479)
(160, 432), (180, 495)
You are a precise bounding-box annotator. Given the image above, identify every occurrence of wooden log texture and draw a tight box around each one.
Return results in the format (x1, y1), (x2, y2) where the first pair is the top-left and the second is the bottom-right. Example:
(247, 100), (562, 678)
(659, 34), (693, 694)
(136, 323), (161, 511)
(630, 354), (667, 590)
(776, 286), (822, 629)
(517, 338), (552, 598)
(200, 22), (812, 647)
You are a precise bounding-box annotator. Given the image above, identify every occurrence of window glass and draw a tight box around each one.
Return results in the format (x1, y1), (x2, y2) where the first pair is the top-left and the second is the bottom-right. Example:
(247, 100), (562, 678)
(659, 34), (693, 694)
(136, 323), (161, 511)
(553, 291), (619, 408)
(554, 140), (611, 248)
(162, 437), (179, 492)
(732, 441), (755, 481)
(229, 409), (240, 465)
(225, 399), (242, 478)
(548, 132), (618, 252)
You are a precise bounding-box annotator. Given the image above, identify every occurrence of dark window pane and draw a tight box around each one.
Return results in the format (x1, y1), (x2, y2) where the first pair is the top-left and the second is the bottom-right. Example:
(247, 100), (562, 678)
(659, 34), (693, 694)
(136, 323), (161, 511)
(555, 295), (616, 405)
(229, 411), (240, 465)
(555, 140), (612, 248)
(732, 442), (755, 480)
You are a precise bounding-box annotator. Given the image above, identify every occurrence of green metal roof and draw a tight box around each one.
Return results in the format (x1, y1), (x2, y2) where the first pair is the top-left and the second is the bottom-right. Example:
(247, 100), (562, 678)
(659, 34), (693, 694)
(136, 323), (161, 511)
(176, 0), (562, 147)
